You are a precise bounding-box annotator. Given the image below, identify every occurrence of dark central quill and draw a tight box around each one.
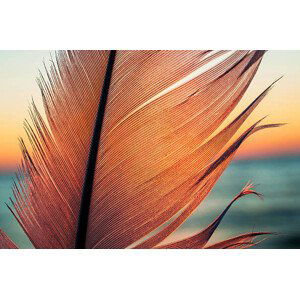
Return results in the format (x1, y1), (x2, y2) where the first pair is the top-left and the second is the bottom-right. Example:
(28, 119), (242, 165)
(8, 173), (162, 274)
(76, 50), (116, 249)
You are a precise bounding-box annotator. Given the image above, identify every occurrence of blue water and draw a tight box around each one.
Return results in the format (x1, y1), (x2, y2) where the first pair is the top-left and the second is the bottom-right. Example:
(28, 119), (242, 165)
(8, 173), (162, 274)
(175, 155), (300, 249)
(1, 156), (300, 249)
(0, 173), (33, 248)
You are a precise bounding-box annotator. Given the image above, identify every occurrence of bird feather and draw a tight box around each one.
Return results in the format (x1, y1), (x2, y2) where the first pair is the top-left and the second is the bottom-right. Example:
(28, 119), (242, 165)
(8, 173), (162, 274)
(1, 50), (282, 249)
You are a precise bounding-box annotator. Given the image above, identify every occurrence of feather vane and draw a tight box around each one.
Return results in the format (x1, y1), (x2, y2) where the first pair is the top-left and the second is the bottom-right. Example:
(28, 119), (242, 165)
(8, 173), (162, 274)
(1, 50), (282, 249)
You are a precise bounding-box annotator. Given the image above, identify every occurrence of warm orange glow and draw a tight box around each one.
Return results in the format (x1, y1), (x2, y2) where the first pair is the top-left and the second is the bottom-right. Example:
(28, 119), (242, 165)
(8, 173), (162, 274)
(0, 50), (299, 170)
(0, 51), (47, 170)
(233, 51), (300, 159)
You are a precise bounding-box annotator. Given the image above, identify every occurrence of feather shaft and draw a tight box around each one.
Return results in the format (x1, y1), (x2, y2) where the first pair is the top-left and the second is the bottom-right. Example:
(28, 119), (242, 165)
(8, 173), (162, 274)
(75, 50), (116, 248)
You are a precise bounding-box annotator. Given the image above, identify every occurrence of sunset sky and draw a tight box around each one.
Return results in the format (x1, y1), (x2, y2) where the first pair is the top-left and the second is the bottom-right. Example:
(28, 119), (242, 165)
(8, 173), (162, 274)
(0, 50), (299, 170)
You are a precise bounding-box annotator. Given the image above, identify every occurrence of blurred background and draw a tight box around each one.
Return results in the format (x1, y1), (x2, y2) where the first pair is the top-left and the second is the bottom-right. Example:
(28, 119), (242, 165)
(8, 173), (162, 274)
(171, 156), (300, 248)
(0, 50), (299, 248)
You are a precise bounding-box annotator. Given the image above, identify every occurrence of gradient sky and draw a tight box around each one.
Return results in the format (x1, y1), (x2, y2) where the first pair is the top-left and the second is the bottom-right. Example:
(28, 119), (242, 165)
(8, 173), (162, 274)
(0, 51), (299, 170)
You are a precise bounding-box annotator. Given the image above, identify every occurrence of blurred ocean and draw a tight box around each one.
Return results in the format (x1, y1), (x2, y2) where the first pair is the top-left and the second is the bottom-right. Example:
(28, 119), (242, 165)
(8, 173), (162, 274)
(1, 155), (300, 249)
